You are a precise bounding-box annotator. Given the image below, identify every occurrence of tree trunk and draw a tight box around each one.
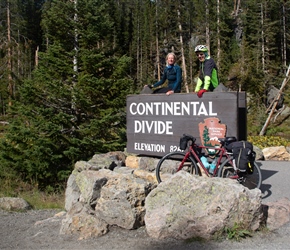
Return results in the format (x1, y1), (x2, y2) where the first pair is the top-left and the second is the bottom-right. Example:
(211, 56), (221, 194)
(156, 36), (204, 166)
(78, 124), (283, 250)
(205, 0), (210, 53)
(7, 0), (13, 106)
(35, 46), (39, 66)
(282, 1), (287, 71)
(260, 3), (265, 74)
(177, 8), (188, 93)
(155, 1), (160, 81)
(216, 0), (220, 69)
(72, 0), (78, 112)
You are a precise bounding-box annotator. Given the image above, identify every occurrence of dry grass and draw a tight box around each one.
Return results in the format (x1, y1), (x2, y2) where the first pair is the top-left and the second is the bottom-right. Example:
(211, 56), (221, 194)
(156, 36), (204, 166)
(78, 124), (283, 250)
(0, 178), (65, 209)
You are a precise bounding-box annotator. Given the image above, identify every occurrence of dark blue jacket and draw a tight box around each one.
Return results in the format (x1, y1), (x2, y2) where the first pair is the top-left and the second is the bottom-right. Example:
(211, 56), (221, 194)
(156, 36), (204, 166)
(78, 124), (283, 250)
(153, 65), (182, 92)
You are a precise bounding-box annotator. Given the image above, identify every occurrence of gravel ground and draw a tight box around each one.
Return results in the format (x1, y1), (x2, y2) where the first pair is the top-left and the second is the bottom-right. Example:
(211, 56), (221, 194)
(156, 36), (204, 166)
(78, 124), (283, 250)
(1, 209), (290, 250)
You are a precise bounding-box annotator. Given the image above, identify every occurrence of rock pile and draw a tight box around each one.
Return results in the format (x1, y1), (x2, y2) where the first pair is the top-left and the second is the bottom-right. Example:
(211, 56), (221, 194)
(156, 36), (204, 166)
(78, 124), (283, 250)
(59, 151), (266, 240)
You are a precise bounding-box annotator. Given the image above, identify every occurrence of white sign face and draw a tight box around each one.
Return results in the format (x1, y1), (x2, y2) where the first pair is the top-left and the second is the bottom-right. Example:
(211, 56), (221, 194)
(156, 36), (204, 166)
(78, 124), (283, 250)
(126, 92), (246, 156)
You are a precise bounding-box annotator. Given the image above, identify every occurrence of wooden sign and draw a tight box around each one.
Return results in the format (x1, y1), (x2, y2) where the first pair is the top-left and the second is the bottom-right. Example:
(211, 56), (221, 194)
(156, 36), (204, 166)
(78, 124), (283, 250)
(126, 92), (246, 157)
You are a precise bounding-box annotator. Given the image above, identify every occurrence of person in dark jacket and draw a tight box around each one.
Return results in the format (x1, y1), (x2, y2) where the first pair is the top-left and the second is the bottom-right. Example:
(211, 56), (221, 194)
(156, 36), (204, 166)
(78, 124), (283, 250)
(146, 52), (182, 95)
(194, 45), (219, 98)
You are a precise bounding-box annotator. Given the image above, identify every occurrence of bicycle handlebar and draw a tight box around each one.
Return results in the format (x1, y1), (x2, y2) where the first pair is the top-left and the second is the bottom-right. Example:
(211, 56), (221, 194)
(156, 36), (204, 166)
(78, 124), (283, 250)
(182, 134), (196, 143)
(181, 134), (236, 149)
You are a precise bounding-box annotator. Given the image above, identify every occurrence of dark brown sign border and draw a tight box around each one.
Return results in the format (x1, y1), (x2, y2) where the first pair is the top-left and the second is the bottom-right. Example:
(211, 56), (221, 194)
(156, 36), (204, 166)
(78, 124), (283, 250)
(126, 92), (246, 157)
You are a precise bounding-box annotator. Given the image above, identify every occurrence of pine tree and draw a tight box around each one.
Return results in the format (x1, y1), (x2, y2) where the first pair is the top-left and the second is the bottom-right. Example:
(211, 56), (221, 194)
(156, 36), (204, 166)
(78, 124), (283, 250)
(0, 0), (35, 112)
(0, 0), (133, 189)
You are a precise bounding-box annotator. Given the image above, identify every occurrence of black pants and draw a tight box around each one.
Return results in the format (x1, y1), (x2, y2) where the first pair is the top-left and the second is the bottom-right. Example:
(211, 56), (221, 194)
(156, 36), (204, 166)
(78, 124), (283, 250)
(153, 87), (180, 94)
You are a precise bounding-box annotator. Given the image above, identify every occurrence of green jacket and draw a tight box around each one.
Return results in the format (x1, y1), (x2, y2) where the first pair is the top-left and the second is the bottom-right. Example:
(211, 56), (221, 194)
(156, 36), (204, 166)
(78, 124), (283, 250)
(195, 57), (219, 92)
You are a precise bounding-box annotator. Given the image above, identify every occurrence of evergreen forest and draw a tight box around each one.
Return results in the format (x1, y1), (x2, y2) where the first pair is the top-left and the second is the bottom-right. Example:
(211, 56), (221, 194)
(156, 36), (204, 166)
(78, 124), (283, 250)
(0, 0), (289, 191)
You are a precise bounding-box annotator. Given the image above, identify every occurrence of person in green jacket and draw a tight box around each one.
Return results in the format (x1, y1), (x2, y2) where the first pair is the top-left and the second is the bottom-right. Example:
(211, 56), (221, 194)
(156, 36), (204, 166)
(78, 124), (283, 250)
(194, 45), (219, 98)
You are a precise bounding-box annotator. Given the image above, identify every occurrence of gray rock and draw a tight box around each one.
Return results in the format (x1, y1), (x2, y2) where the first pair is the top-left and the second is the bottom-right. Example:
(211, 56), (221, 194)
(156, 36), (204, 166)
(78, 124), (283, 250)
(88, 151), (126, 170)
(62, 167), (154, 236)
(267, 86), (284, 110)
(60, 203), (109, 239)
(145, 171), (263, 240)
(64, 173), (81, 211)
(263, 197), (290, 230)
(0, 197), (31, 211)
(254, 145), (264, 160)
(262, 146), (290, 161)
(213, 82), (229, 92)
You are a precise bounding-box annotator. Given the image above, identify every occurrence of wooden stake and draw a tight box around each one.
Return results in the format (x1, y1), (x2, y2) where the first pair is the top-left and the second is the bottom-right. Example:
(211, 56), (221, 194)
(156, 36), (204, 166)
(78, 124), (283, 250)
(259, 64), (290, 136)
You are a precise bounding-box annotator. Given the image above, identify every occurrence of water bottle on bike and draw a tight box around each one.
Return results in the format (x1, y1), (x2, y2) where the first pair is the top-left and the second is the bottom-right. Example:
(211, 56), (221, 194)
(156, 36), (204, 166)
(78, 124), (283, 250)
(200, 156), (210, 171)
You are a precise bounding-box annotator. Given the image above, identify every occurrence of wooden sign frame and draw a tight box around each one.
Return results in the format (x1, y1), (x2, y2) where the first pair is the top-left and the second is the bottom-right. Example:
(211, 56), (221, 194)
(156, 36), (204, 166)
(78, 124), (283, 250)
(126, 92), (246, 157)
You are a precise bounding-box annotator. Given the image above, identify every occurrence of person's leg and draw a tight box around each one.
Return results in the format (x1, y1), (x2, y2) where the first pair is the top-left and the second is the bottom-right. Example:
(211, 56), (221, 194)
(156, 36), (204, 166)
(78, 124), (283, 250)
(153, 87), (171, 94)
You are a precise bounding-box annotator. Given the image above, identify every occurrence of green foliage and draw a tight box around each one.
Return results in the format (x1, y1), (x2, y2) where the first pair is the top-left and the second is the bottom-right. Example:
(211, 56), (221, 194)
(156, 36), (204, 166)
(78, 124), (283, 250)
(224, 223), (252, 241)
(247, 103), (268, 135)
(248, 136), (290, 149)
(0, 0), (134, 190)
(247, 98), (290, 146)
(0, 51), (133, 189)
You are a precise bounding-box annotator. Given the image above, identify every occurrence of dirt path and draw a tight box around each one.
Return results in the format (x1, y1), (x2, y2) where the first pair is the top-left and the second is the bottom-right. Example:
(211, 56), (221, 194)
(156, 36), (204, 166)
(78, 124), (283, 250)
(1, 209), (290, 250)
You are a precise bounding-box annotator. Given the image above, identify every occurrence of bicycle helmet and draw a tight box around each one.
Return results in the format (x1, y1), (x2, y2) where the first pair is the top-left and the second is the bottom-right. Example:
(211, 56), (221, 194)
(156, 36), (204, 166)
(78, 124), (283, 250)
(195, 45), (208, 52)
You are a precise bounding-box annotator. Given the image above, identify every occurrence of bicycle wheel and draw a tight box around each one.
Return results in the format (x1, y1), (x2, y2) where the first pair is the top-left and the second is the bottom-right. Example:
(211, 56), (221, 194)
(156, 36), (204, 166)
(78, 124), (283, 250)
(156, 151), (199, 183)
(217, 157), (262, 189)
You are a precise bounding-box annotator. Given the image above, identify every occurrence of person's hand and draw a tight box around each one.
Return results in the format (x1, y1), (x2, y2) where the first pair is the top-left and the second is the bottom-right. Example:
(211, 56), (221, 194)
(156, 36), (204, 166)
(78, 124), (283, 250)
(166, 90), (174, 96)
(197, 89), (207, 98)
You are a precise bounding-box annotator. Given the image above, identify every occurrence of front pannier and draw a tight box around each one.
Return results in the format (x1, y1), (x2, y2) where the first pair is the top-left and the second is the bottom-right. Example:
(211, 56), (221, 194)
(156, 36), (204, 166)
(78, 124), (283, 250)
(179, 136), (188, 150)
(179, 134), (195, 150)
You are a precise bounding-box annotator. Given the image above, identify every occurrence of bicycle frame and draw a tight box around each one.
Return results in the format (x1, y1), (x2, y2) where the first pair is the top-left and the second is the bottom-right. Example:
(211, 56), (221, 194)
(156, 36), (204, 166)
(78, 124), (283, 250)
(181, 143), (233, 177)
(156, 136), (262, 189)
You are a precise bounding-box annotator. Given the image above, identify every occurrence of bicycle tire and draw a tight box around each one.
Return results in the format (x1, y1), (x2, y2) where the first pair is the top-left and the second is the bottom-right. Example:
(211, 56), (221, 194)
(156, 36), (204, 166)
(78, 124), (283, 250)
(217, 157), (262, 189)
(156, 151), (199, 184)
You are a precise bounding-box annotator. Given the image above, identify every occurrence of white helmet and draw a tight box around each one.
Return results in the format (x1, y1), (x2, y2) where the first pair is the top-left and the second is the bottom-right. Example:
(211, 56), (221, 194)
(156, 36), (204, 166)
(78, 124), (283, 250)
(195, 45), (208, 52)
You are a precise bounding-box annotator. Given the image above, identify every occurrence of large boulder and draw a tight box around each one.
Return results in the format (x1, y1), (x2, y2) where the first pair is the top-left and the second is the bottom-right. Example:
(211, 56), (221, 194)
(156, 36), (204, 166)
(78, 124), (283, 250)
(145, 171), (263, 240)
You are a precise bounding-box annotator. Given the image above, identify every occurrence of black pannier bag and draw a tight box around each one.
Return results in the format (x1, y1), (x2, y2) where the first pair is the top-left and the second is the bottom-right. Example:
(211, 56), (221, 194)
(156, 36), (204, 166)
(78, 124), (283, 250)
(227, 141), (256, 174)
(179, 136), (188, 150)
(224, 136), (237, 150)
(179, 134), (190, 150)
(179, 134), (195, 150)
